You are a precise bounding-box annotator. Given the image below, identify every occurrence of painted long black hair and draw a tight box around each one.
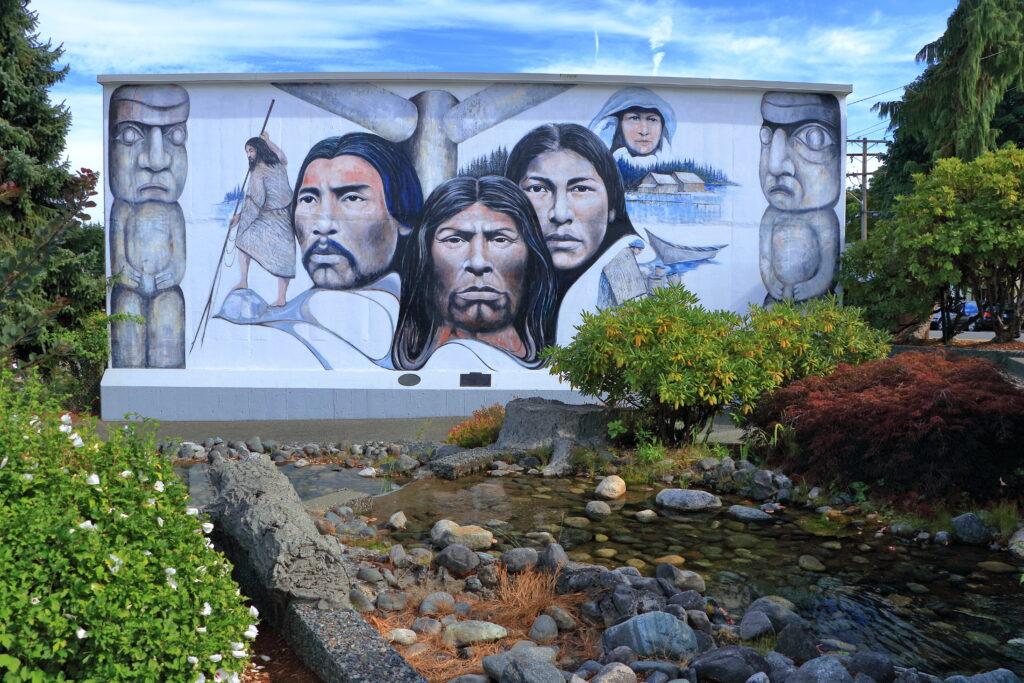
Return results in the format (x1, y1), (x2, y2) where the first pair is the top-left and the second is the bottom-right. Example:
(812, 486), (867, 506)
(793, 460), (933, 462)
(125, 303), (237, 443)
(391, 175), (558, 371)
(245, 136), (281, 167)
(504, 123), (636, 296)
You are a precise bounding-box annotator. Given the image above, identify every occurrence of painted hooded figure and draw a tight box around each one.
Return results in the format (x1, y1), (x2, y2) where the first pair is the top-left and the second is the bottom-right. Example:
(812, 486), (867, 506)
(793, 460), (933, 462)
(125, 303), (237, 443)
(588, 87), (677, 167)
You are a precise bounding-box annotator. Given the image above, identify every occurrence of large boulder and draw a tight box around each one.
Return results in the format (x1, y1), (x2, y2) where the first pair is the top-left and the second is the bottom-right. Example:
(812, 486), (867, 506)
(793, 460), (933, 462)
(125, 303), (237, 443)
(204, 453), (351, 621)
(497, 398), (609, 450)
(602, 611), (698, 660)
(787, 655), (853, 683)
(952, 513), (993, 546)
(1007, 528), (1024, 561)
(655, 489), (722, 512)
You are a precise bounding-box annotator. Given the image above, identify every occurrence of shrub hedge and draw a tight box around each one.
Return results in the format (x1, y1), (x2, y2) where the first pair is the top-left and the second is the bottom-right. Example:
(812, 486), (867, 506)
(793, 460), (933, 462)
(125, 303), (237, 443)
(0, 371), (255, 682)
(750, 351), (1024, 505)
(446, 403), (505, 448)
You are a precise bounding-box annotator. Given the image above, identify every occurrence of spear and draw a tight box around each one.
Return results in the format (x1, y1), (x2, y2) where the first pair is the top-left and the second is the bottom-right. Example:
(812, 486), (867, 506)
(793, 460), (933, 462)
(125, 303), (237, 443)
(189, 99), (275, 353)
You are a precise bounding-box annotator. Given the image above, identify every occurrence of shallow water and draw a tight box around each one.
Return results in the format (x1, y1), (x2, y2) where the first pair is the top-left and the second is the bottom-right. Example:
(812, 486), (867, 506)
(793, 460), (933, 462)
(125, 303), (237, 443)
(370, 474), (1024, 677)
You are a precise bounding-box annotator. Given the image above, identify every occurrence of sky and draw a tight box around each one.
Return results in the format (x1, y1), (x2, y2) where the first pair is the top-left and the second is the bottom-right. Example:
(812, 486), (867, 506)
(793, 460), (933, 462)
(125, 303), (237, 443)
(34, 0), (957, 200)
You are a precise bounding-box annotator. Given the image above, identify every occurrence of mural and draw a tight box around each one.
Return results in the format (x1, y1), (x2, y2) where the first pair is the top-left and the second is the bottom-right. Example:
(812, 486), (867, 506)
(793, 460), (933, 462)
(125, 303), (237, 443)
(108, 84), (189, 368)
(104, 78), (846, 376)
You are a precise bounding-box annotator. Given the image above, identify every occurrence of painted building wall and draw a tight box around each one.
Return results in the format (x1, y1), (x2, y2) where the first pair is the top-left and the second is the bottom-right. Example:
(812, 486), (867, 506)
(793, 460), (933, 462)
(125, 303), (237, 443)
(101, 74), (847, 419)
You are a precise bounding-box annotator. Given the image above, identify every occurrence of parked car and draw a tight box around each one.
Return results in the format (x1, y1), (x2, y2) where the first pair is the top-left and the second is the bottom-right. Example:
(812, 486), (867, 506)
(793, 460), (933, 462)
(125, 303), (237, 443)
(974, 305), (1014, 331)
(930, 300), (979, 330)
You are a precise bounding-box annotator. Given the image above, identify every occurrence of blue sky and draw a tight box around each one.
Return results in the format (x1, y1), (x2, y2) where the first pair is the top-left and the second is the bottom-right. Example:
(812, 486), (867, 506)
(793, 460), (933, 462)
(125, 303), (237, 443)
(35, 0), (957, 189)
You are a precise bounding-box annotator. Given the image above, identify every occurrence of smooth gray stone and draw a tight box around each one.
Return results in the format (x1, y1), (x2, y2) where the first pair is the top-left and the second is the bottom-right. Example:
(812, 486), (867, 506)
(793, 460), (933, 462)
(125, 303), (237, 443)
(501, 658), (565, 683)
(443, 620), (508, 647)
(602, 611), (698, 660)
(787, 655), (854, 683)
(739, 609), (775, 641)
(691, 646), (770, 682)
(410, 617), (442, 635)
(849, 651), (895, 683)
(529, 614), (559, 643)
(952, 513), (993, 546)
(592, 662), (638, 683)
(435, 543), (480, 574)
(419, 591), (456, 614)
(484, 646), (559, 680)
(655, 489), (722, 512)
(375, 591), (407, 611)
(775, 622), (819, 663)
(945, 672), (1022, 683)
(502, 547), (540, 573)
(728, 505), (774, 523)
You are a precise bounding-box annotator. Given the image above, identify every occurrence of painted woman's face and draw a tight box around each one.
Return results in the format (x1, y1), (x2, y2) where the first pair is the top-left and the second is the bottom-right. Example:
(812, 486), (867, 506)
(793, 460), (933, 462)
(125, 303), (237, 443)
(518, 149), (610, 271)
(620, 108), (663, 156)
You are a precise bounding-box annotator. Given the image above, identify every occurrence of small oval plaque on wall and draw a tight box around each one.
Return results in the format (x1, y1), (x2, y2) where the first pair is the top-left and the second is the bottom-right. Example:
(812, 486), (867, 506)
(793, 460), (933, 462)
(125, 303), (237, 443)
(397, 373), (421, 387)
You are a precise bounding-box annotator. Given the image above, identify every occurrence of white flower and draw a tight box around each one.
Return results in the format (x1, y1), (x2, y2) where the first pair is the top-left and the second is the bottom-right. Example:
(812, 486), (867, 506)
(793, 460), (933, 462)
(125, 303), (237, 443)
(138, 474), (149, 482)
(248, 605), (259, 618)
(0, 456), (7, 469)
(196, 626), (207, 633)
(201, 522), (214, 534)
(165, 567), (176, 575)
(196, 565), (207, 574)
(243, 624), (258, 640)
(187, 655), (198, 665)
(30, 597), (40, 605)
(60, 413), (72, 425)
(59, 423), (73, 434)
(22, 473), (33, 482)
(186, 507), (199, 516)
(78, 520), (96, 531)
(119, 470), (133, 478)
(231, 650), (247, 659)
(142, 550), (152, 556)
(75, 628), (88, 639)
(146, 498), (155, 506)
(153, 480), (164, 493)
(157, 517), (164, 527)
(85, 473), (100, 486)
(69, 433), (84, 448)
(166, 576), (178, 590)
(200, 602), (212, 616)
(120, 513), (129, 519)
(230, 642), (244, 651)
(208, 654), (222, 663)
(194, 674), (206, 683)
(109, 554), (123, 573)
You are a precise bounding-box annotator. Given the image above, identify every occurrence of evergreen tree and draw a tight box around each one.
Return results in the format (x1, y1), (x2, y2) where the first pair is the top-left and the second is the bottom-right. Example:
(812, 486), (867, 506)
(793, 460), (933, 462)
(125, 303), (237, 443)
(0, 0), (75, 235)
(875, 0), (1024, 164)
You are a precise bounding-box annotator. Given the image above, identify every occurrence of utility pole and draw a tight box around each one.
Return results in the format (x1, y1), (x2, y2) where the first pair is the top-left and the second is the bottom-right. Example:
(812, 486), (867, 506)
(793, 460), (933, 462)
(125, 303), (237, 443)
(846, 137), (888, 240)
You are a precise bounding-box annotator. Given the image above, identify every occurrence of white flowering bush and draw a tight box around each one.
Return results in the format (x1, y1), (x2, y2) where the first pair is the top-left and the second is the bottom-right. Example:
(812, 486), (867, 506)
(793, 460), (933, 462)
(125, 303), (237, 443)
(0, 371), (255, 681)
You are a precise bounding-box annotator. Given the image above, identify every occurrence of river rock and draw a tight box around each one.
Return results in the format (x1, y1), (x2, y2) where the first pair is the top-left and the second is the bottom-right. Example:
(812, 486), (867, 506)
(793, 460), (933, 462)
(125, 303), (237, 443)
(775, 622), (819, 662)
(544, 605), (576, 632)
(1004, 528), (1024, 561)
(502, 547), (539, 573)
(602, 611), (698, 660)
(586, 500), (613, 520)
(848, 651), (895, 683)
(348, 588), (374, 612)
(497, 397), (609, 450)
(636, 510), (658, 523)
(739, 609), (775, 641)
(728, 505), (774, 523)
(385, 511), (407, 530)
(596, 475), (627, 500)
(746, 597), (803, 632)
(443, 620), (508, 646)
(376, 591), (407, 611)
(592, 662), (638, 683)
(690, 646), (769, 682)
(411, 617), (442, 635)
(431, 520), (494, 550)
(386, 628), (417, 645)
(656, 563), (706, 593)
(952, 513), (992, 546)
(529, 614), (558, 644)
(356, 566), (384, 583)
(357, 467), (376, 477)
(668, 590), (706, 612)
(420, 591), (456, 614)
(798, 555), (826, 572)
(435, 543), (480, 574)
(483, 646), (559, 679)
(787, 655), (853, 683)
(656, 489), (722, 512)
(539, 543), (570, 574)
(499, 657), (564, 683)
(977, 560), (1018, 574)
(944, 671), (1023, 683)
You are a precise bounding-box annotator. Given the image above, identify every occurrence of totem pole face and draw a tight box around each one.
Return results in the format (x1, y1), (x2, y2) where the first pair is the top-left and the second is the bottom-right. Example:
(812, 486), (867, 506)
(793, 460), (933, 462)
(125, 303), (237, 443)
(109, 85), (190, 203)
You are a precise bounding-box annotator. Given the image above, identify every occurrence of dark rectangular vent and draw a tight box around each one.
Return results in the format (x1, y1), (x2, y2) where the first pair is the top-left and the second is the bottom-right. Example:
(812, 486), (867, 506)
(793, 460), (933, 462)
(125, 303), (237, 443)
(459, 372), (491, 387)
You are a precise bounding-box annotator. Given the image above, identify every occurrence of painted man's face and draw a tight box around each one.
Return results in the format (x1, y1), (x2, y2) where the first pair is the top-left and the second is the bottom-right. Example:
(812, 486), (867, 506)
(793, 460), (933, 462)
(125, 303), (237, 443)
(294, 154), (405, 289)
(620, 108), (663, 156)
(759, 93), (841, 211)
(431, 202), (527, 334)
(108, 85), (189, 203)
(518, 149), (610, 271)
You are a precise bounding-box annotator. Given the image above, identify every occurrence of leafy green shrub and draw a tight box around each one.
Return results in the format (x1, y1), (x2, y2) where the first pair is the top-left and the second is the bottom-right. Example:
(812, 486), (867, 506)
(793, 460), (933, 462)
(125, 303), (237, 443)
(746, 297), (890, 384)
(0, 371), (255, 681)
(446, 403), (505, 448)
(750, 351), (1024, 506)
(545, 285), (772, 445)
